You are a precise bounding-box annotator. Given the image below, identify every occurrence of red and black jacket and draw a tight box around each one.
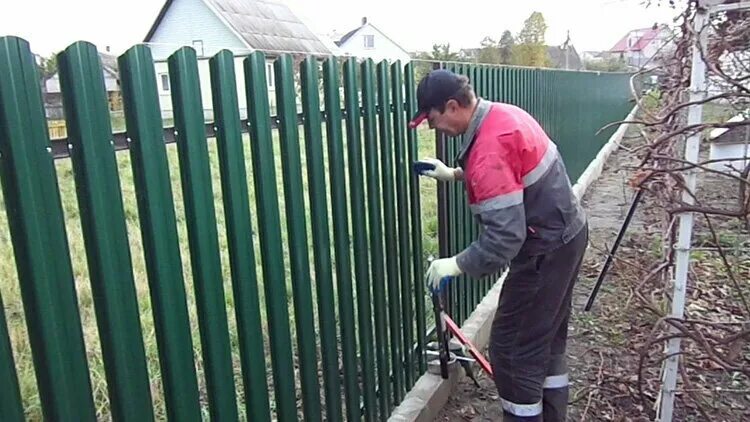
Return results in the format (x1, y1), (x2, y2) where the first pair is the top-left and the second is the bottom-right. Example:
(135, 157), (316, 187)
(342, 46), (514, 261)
(455, 99), (586, 277)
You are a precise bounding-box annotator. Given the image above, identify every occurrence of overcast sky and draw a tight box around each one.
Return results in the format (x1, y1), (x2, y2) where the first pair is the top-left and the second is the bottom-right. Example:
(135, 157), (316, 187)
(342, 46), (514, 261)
(1, 0), (685, 57)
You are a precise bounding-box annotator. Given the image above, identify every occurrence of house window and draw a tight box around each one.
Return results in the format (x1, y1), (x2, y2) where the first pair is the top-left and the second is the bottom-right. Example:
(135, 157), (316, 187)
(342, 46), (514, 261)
(363, 34), (375, 49)
(192, 40), (204, 56)
(160, 74), (170, 92)
(266, 63), (274, 89)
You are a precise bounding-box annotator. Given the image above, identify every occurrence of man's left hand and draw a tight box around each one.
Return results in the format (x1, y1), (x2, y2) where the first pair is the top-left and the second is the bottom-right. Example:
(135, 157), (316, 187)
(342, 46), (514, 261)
(425, 256), (462, 291)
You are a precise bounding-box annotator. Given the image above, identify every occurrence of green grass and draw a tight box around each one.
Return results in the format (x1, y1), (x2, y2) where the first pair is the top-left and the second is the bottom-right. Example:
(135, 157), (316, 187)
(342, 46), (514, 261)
(702, 102), (742, 124)
(0, 123), (438, 420)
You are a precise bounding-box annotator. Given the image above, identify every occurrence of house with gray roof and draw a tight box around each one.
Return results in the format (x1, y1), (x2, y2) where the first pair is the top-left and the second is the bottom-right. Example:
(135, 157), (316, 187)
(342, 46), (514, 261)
(546, 45), (582, 70)
(143, 0), (332, 118)
(45, 51), (121, 119)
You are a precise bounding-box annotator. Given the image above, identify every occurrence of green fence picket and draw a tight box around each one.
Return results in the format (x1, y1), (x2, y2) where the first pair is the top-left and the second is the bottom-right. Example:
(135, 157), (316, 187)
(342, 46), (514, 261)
(452, 63), (463, 322)
(118, 44), (201, 421)
(0, 292), (22, 421)
(404, 62), (427, 376)
(361, 58), (391, 419)
(377, 60), (404, 404)
(57, 41), (154, 421)
(483, 65), (489, 99)
(301, 56), (344, 422)
(243, 51), (297, 421)
(459, 66), (471, 323)
(274, 54), (322, 422)
(168, 47), (238, 421)
(391, 60), (414, 390)
(208, 49), (271, 422)
(0, 36), (96, 421)
(322, 58), (361, 422)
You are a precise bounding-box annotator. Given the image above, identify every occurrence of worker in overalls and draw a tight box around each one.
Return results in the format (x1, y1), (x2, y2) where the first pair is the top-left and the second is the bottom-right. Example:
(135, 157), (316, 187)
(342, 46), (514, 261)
(411, 69), (588, 421)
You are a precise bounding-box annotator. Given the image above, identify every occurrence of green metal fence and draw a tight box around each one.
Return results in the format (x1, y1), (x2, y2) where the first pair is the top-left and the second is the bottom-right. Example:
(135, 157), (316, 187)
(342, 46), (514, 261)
(0, 35), (631, 421)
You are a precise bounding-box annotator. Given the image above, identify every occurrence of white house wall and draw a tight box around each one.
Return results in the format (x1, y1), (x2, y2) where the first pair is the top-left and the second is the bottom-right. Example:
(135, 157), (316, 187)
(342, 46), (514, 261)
(147, 0), (250, 61)
(45, 75), (61, 93)
(709, 143), (750, 174)
(641, 31), (671, 60)
(104, 75), (119, 92)
(45, 72), (119, 93)
(338, 25), (411, 64)
(154, 57), (276, 120)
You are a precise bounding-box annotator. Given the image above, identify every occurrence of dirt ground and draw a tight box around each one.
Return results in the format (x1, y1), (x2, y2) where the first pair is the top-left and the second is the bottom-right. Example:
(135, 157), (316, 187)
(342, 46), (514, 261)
(436, 127), (750, 421)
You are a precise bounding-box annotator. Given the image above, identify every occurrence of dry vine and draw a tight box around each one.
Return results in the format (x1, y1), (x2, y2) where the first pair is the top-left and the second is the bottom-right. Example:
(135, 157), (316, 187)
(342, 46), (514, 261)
(603, 0), (750, 418)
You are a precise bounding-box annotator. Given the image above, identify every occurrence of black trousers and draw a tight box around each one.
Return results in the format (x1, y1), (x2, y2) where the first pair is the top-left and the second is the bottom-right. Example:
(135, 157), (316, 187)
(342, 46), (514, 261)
(489, 226), (588, 421)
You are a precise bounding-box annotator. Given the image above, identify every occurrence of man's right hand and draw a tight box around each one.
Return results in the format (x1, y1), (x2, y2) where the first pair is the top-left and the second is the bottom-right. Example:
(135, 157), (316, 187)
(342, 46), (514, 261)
(415, 158), (459, 181)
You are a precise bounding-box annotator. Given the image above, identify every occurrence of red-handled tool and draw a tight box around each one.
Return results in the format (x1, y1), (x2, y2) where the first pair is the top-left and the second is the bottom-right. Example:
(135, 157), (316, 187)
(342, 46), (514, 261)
(429, 275), (493, 380)
(444, 314), (493, 377)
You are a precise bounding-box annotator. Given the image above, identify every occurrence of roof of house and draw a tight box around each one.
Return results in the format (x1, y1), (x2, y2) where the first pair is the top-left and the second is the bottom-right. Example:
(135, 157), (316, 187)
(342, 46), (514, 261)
(458, 48), (481, 58)
(610, 26), (662, 53)
(712, 122), (750, 145)
(99, 52), (119, 78)
(547, 45), (582, 70)
(710, 113), (749, 141)
(144, 0), (332, 55)
(336, 26), (360, 46)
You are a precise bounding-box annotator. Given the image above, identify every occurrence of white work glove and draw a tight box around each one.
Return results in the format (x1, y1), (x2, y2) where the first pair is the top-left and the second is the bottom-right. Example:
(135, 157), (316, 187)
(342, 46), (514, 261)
(425, 256), (462, 292)
(415, 158), (458, 181)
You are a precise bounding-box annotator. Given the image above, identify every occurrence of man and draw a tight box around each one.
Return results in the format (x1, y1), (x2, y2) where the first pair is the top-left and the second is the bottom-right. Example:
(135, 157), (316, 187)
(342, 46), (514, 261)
(410, 69), (588, 421)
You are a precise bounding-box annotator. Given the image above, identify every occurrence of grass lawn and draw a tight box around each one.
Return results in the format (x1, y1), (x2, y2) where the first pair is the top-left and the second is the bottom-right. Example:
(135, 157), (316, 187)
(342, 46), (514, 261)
(0, 120), (440, 420)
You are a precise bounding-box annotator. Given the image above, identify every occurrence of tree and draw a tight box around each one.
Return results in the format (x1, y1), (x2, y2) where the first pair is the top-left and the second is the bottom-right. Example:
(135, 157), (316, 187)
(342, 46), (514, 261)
(512, 12), (550, 67)
(584, 56), (630, 72)
(428, 43), (459, 62)
(499, 30), (515, 64)
(477, 36), (501, 64)
(517, 12), (547, 45)
(37, 53), (58, 82)
(412, 43), (463, 85)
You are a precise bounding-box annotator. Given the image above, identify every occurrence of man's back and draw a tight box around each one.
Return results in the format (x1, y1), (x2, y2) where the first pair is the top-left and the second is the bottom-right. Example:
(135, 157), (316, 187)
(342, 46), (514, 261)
(460, 101), (586, 257)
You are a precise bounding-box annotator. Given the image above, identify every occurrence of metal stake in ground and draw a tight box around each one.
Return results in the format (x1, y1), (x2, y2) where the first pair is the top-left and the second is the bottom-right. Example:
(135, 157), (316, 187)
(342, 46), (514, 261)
(585, 188), (644, 311)
(430, 280), (451, 379)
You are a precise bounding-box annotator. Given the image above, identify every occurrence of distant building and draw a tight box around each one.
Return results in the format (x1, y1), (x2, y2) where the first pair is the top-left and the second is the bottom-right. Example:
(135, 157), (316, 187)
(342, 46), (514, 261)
(709, 114), (750, 175)
(143, 0), (332, 118)
(608, 24), (674, 68)
(546, 45), (582, 70)
(45, 51), (120, 119)
(331, 17), (411, 64)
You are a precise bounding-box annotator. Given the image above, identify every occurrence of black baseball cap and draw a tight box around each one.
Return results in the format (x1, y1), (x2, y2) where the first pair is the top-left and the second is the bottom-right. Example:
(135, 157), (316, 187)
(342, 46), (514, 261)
(409, 69), (468, 128)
